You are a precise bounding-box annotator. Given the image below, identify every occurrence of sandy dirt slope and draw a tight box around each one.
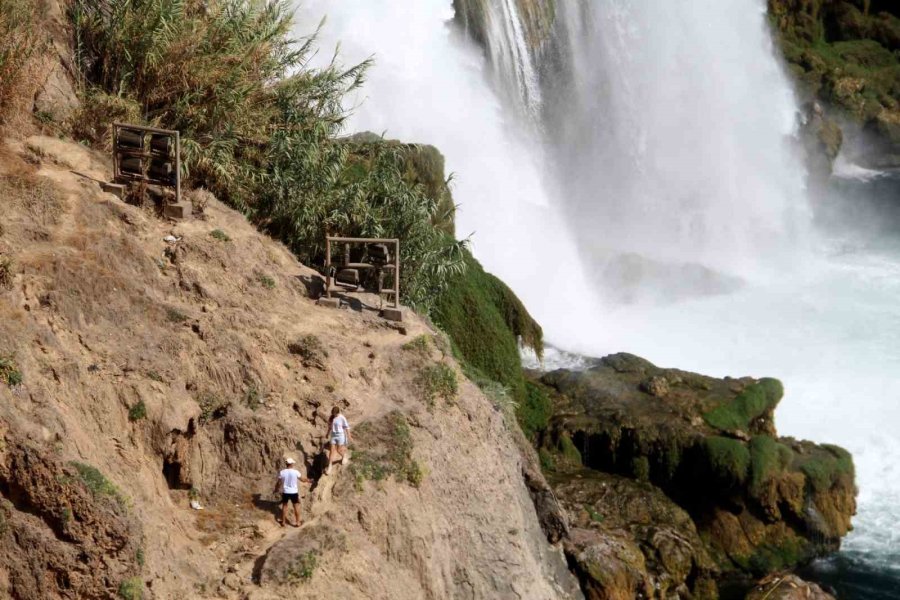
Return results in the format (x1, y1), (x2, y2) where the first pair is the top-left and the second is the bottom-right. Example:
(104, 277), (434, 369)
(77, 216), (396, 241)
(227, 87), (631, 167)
(0, 136), (579, 599)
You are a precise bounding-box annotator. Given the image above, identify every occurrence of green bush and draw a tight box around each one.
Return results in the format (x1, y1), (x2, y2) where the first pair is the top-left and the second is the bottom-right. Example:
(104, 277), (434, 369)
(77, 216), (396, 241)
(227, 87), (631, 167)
(70, 462), (126, 507)
(128, 400), (147, 422)
(71, 0), (467, 313)
(209, 229), (230, 242)
(118, 577), (143, 600)
(517, 381), (552, 441)
(703, 379), (783, 432)
(0, 353), (22, 386)
(257, 273), (276, 289)
(350, 412), (424, 489)
(701, 436), (751, 486)
(402, 334), (431, 354)
(286, 551), (317, 582)
(418, 363), (458, 407)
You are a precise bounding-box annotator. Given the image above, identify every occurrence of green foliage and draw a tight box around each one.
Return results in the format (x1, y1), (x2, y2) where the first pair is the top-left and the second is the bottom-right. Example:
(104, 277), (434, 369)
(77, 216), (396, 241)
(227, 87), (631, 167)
(0, 353), (22, 386)
(432, 251), (542, 403)
(701, 436), (751, 486)
(631, 456), (650, 482)
(350, 412), (424, 489)
(257, 273), (276, 289)
(244, 386), (262, 410)
(71, 0), (468, 312)
(197, 391), (227, 422)
(118, 577), (143, 600)
(585, 504), (604, 523)
(518, 381), (552, 441)
(749, 435), (793, 495)
(402, 334), (431, 354)
(417, 363), (458, 407)
(703, 379), (783, 432)
(538, 447), (556, 471)
(165, 307), (188, 324)
(286, 551), (318, 582)
(210, 229), (230, 242)
(739, 536), (807, 576)
(558, 433), (582, 467)
(0, 255), (12, 289)
(136, 547), (145, 567)
(128, 400), (147, 422)
(146, 370), (164, 383)
(70, 461), (126, 507)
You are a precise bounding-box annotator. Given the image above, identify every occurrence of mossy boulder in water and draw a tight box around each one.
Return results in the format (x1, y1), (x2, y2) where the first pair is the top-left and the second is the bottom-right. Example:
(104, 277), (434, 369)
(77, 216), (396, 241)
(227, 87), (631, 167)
(534, 353), (856, 579)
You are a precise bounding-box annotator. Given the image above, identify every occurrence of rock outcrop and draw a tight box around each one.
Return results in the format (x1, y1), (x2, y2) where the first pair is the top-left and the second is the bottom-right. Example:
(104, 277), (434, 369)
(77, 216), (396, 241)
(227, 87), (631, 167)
(532, 353), (856, 594)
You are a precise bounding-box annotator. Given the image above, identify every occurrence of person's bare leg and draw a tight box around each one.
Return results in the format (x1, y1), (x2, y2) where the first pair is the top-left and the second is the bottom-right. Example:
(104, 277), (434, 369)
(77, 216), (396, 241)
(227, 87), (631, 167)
(280, 502), (287, 526)
(338, 445), (347, 464)
(294, 502), (301, 527)
(326, 443), (335, 475)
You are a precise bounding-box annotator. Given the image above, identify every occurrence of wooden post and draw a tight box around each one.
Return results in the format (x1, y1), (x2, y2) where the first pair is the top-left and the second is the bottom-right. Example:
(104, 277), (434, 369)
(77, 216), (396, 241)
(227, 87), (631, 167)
(174, 129), (181, 205)
(325, 237), (332, 298)
(393, 239), (400, 308)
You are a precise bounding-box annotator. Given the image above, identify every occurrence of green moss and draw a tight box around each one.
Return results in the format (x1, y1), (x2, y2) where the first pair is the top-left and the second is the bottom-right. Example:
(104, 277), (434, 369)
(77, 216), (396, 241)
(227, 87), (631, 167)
(70, 462), (126, 507)
(739, 536), (808, 575)
(749, 435), (793, 495)
(795, 443), (855, 492)
(118, 577), (143, 600)
(127, 400), (147, 422)
(518, 381), (552, 441)
(701, 436), (751, 486)
(432, 251), (542, 403)
(558, 433), (582, 467)
(538, 447), (556, 471)
(631, 456), (651, 482)
(703, 379), (783, 432)
(257, 273), (276, 289)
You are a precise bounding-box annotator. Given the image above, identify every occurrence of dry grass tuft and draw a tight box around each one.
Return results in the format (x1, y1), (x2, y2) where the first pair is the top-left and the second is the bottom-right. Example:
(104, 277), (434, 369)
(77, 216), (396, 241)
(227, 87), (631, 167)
(0, 174), (64, 228)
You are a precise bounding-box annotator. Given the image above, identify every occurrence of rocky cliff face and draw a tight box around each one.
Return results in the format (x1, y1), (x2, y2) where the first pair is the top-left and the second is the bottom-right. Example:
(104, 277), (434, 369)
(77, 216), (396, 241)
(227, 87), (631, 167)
(0, 136), (580, 599)
(531, 354), (856, 598)
(769, 0), (900, 169)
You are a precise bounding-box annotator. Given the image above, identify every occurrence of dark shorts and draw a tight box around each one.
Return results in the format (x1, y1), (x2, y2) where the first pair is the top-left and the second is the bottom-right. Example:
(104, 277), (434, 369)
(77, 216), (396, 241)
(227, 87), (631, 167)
(281, 493), (299, 505)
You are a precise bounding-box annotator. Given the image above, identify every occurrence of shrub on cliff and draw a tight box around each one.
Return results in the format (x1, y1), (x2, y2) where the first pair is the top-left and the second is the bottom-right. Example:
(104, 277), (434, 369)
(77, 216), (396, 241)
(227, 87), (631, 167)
(70, 0), (466, 312)
(703, 378), (783, 433)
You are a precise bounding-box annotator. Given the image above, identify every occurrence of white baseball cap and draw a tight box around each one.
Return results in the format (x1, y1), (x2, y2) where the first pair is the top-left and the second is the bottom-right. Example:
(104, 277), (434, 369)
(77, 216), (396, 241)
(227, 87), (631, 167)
(285, 457), (295, 465)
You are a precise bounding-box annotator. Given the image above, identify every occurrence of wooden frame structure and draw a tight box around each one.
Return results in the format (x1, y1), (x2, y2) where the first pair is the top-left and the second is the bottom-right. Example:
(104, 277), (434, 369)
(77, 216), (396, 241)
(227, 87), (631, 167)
(324, 236), (400, 309)
(112, 122), (181, 204)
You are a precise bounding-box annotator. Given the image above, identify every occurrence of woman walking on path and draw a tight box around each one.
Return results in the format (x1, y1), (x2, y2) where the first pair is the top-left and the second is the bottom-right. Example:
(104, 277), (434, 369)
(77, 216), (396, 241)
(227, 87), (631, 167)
(325, 407), (351, 475)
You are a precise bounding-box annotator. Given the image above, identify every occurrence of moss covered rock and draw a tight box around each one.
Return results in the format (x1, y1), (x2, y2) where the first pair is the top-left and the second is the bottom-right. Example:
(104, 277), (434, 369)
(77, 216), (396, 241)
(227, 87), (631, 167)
(768, 0), (900, 167)
(534, 353), (856, 579)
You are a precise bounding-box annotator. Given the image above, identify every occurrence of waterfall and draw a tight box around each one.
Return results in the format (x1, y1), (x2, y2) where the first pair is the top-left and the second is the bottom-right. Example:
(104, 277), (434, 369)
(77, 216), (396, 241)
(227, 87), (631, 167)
(297, 1), (900, 593)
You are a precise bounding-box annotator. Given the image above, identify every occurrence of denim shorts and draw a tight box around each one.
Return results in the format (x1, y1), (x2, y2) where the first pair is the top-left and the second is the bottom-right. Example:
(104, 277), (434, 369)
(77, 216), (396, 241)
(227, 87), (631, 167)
(330, 432), (347, 446)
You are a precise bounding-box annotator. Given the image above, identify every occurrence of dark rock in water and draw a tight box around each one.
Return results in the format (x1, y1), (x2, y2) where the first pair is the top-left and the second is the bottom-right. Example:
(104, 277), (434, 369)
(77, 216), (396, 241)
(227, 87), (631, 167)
(553, 469), (718, 600)
(534, 353), (857, 581)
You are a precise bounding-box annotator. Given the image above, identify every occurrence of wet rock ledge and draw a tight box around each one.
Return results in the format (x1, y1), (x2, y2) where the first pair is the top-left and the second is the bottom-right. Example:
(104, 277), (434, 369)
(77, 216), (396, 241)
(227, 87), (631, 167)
(529, 353), (855, 598)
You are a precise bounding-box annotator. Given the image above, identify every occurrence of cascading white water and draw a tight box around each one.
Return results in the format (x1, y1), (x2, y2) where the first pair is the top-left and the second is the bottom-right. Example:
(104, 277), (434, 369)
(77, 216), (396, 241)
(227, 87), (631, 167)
(295, 0), (899, 595)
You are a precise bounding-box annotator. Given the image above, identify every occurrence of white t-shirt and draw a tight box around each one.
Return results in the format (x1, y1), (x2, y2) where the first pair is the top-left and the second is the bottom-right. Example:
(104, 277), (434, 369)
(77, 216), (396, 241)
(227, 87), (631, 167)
(331, 414), (350, 435)
(279, 468), (301, 494)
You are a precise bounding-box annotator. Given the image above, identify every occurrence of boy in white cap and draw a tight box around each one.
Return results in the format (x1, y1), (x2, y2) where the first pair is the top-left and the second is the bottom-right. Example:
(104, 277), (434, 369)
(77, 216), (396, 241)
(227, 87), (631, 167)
(273, 457), (310, 527)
